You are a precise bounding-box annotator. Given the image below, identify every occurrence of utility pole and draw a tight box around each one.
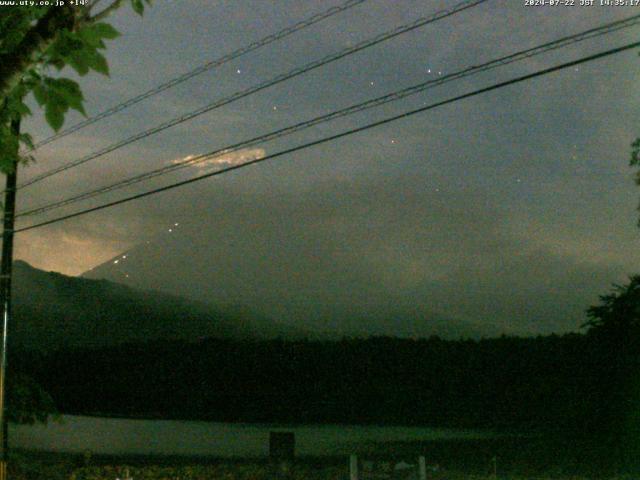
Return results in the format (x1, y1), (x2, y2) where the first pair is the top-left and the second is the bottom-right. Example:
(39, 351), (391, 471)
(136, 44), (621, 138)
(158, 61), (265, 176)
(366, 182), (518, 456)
(0, 118), (20, 480)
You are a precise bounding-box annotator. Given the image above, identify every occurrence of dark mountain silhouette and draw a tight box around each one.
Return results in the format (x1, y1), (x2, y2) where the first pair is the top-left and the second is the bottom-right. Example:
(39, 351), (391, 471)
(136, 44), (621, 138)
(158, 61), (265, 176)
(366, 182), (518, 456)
(81, 227), (499, 340)
(11, 260), (304, 351)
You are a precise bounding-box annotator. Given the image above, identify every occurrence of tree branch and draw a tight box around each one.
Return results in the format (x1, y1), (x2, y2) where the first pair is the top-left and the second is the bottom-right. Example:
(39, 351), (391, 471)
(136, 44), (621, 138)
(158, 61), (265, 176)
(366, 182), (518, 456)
(90, 0), (124, 22)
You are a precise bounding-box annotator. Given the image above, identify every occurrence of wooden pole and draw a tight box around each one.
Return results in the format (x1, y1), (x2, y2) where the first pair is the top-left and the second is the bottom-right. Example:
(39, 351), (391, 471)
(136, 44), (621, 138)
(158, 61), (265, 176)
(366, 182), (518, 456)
(0, 117), (19, 480)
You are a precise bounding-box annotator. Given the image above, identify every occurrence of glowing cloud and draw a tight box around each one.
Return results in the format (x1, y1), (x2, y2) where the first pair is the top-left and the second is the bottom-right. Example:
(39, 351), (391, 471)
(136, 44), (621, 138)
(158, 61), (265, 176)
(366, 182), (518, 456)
(172, 148), (266, 171)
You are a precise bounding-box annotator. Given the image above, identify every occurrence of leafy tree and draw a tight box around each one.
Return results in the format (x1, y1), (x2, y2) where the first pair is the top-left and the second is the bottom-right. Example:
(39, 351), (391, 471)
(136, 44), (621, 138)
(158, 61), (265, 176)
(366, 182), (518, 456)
(583, 276), (640, 468)
(0, 0), (151, 425)
(584, 275), (640, 344)
(6, 373), (57, 425)
(0, 0), (152, 172)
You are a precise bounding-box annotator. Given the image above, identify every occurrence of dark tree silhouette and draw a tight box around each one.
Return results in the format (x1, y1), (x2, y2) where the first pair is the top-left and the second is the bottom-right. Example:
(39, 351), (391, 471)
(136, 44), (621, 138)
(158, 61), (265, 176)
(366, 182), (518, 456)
(584, 275), (640, 345)
(582, 276), (640, 470)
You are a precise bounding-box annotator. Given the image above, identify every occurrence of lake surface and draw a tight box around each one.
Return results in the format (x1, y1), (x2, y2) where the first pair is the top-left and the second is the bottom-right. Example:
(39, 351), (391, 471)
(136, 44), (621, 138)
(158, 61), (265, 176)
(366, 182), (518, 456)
(10, 415), (495, 457)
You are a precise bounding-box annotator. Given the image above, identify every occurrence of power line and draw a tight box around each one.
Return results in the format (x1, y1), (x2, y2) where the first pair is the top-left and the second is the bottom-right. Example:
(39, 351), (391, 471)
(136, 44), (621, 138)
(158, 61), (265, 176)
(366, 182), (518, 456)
(14, 39), (640, 234)
(17, 13), (640, 219)
(29, 0), (370, 150)
(18, 0), (488, 190)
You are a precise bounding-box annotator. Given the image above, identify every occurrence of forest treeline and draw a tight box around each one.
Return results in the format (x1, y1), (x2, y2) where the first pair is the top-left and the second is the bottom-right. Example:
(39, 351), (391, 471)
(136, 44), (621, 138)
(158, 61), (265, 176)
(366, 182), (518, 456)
(10, 330), (636, 436)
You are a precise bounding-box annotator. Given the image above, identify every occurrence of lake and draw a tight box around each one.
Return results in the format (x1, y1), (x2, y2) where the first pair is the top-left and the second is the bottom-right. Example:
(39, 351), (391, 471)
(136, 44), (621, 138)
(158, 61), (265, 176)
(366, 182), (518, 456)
(9, 415), (496, 457)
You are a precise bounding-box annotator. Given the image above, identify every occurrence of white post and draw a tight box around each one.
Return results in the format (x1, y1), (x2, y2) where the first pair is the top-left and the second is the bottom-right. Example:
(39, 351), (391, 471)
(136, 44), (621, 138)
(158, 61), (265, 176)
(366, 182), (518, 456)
(418, 456), (427, 480)
(350, 454), (358, 480)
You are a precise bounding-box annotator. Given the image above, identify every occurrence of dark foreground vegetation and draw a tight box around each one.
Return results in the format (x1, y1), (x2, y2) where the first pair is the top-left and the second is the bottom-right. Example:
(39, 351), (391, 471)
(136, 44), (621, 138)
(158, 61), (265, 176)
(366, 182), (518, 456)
(10, 334), (607, 429)
(7, 276), (640, 476)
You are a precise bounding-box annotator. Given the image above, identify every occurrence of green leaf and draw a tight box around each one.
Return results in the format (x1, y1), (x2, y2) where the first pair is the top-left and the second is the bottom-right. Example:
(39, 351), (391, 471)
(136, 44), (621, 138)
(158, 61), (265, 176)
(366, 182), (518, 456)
(32, 83), (47, 107)
(67, 52), (90, 76)
(61, 89), (86, 117)
(78, 22), (120, 48)
(5, 85), (32, 117)
(45, 78), (87, 116)
(45, 104), (65, 132)
(131, 0), (145, 15)
(86, 50), (110, 76)
(47, 30), (84, 60)
(13, 99), (32, 117)
(91, 22), (120, 40)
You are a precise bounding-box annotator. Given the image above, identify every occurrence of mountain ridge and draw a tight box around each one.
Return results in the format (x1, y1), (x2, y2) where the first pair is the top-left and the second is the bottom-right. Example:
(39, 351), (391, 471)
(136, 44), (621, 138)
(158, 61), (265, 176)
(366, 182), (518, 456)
(11, 260), (304, 351)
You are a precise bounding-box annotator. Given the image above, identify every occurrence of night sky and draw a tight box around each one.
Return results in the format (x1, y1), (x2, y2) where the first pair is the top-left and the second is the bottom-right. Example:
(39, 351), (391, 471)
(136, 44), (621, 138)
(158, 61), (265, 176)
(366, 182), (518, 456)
(13, 0), (640, 337)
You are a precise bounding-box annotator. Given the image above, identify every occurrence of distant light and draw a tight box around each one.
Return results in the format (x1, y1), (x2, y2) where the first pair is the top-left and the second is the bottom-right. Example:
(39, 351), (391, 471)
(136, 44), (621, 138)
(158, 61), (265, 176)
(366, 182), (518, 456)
(370, 81), (374, 86)
(168, 229), (173, 232)
(273, 106), (278, 110)
(122, 255), (127, 259)
(114, 260), (119, 264)
(236, 69), (241, 74)
(427, 69), (431, 73)
(174, 223), (179, 226)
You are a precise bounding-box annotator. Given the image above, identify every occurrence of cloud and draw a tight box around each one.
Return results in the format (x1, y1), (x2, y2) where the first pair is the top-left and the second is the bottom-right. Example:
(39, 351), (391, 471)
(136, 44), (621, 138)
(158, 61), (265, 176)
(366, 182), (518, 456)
(16, 228), (133, 277)
(171, 148), (266, 171)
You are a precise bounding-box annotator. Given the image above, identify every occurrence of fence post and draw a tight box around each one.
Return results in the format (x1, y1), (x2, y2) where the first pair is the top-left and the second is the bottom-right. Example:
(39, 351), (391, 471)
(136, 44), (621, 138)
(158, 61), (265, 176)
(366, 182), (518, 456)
(418, 456), (426, 480)
(349, 455), (358, 480)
